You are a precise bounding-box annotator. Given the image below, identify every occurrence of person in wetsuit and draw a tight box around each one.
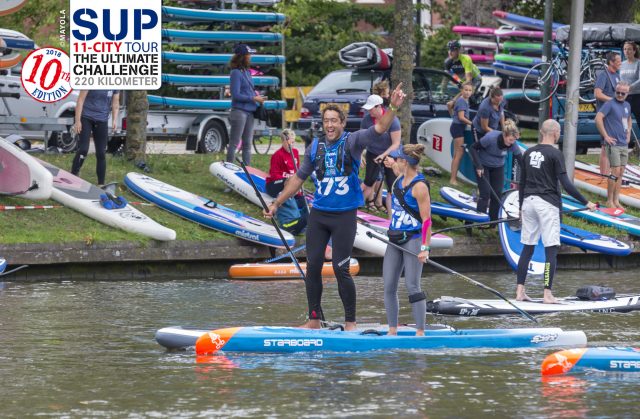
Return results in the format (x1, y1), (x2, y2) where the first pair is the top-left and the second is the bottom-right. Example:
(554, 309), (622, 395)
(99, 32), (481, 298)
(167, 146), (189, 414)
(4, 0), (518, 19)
(264, 84), (408, 331)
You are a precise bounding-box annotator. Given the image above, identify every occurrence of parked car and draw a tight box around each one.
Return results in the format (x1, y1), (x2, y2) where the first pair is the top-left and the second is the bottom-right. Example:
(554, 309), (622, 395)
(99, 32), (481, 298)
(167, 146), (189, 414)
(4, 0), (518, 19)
(0, 66), (78, 151)
(297, 67), (508, 144)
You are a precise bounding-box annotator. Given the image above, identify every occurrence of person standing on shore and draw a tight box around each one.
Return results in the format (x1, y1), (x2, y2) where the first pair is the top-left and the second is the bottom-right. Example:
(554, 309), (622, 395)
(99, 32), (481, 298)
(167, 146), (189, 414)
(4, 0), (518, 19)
(516, 119), (596, 303)
(71, 90), (120, 186)
(595, 81), (632, 209)
(449, 82), (474, 185)
(621, 41), (640, 144)
(471, 88), (506, 141)
(468, 119), (522, 222)
(594, 51), (622, 176)
(360, 94), (401, 215)
(264, 84), (407, 331)
(382, 144), (431, 337)
(226, 44), (266, 166)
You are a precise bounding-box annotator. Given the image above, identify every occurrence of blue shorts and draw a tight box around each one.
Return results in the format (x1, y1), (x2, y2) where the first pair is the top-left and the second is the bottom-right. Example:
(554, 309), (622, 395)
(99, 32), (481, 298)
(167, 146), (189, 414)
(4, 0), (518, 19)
(450, 123), (466, 139)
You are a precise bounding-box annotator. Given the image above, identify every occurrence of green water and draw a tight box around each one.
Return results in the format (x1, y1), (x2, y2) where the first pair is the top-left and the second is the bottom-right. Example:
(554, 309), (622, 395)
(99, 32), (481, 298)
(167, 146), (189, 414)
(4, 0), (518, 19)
(0, 269), (638, 418)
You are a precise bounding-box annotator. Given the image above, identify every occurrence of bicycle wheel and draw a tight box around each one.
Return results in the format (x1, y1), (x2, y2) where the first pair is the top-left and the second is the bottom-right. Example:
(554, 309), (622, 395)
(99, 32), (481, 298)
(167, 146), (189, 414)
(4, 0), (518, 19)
(579, 59), (606, 103)
(522, 62), (560, 103)
(252, 134), (274, 155)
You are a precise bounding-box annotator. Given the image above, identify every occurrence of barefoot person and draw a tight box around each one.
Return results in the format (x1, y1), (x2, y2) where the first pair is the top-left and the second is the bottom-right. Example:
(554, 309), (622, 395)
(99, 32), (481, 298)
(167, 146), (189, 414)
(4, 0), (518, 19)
(265, 84), (407, 331)
(383, 144), (431, 336)
(516, 119), (596, 303)
(595, 81), (632, 209)
(449, 82), (474, 185)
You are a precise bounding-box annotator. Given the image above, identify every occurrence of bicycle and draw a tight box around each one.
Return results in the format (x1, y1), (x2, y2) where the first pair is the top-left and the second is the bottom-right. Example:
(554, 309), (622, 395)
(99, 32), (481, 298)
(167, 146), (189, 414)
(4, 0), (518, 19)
(522, 41), (606, 104)
(252, 126), (278, 155)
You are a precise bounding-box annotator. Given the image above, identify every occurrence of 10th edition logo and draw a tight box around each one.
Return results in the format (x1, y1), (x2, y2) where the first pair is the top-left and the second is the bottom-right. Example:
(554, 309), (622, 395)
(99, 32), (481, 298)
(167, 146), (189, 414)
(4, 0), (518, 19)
(69, 0), (162, 90)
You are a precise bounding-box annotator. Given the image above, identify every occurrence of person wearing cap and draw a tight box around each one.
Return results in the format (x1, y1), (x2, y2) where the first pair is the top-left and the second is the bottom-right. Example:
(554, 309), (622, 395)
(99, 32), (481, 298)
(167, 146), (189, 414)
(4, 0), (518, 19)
(264, 83), (408, 332)
(265, 129), (307, 235)
(444, 40), (482, 91)
(226, 43), (266, 165)
(382, 144), (432, 336)
(360, 93), (401, 215)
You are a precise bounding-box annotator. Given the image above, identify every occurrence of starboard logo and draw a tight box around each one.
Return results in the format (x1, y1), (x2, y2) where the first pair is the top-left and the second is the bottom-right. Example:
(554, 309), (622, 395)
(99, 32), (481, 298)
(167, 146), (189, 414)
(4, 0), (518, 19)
(609, 360), (640, 369)
(263, 339), (324, 347)
(531, 333), (558, 344)
(432, 134), (442, 152)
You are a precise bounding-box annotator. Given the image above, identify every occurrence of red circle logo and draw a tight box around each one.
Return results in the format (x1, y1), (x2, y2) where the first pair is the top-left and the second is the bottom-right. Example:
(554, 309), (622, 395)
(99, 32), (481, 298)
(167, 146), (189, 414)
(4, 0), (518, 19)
(21, 47), (72, 103)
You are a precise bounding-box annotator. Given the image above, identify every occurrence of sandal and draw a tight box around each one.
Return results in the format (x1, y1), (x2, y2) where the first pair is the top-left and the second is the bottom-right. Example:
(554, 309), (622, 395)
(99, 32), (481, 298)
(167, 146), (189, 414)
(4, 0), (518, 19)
(364, 200), (377, 211)
(375, 204), (388, 214)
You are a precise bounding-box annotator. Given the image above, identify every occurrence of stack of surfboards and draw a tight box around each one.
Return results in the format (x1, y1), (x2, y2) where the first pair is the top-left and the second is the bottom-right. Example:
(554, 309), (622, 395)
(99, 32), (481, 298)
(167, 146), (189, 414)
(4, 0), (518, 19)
(209, 161), (455, 256)
(156, 3), (285, 111)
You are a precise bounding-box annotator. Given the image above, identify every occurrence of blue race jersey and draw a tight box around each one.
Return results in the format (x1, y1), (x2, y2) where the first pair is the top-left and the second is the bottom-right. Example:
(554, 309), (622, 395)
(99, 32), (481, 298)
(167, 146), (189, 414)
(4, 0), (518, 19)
(390, 174), (425, 232)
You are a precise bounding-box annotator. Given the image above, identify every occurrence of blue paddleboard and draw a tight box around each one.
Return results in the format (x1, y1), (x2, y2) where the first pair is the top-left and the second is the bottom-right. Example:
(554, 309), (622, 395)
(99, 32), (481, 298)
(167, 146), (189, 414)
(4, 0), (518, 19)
(162, 74), (280, 87)
(124, 173), (294, 248)
(562, 195), (640, 237)
(162, 29), (283, 45)
(163, 52), (286, 65)
(542, 347), (640, 375)
(162, 6), (285, 24)
(147, 96), (286, 110)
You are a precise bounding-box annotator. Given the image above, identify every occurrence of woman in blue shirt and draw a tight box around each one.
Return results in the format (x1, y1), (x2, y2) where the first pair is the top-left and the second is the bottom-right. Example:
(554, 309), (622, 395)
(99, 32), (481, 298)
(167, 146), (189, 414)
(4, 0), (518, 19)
(226, 44), (266, 165)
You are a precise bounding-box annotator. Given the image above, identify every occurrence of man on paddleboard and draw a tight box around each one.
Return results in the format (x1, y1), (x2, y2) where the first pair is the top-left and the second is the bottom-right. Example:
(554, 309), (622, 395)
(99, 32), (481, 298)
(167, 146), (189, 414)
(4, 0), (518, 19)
(264, 84), (407, 331)
(516, 119), (596, 304)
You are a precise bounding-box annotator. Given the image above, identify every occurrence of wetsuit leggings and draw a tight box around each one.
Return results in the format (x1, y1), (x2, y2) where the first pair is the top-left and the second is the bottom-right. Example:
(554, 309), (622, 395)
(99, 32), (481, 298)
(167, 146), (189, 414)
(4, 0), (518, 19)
(226, 108), (254, 165)
(382, 237), (426, 331)
(71, 116), (108, 185)
(305, 208), (357, 322)
(477, 165), (504, 221)
(516, 244), (558, 289)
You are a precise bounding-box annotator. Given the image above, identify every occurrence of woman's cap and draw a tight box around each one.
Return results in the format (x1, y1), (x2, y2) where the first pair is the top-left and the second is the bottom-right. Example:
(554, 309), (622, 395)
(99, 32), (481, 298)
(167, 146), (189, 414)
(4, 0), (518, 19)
(389, 145), (419, 165)
(233, 44), (256, 55)
(362, 94), (383, 110)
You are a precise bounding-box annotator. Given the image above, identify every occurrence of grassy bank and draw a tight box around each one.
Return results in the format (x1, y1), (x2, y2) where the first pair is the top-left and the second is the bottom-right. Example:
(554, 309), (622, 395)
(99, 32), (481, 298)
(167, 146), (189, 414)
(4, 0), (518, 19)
(0, 149), (637, 245)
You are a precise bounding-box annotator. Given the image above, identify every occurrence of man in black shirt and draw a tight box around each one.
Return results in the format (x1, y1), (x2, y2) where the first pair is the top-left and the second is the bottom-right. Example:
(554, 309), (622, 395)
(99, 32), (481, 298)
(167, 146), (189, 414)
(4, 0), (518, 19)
(516, 119), (596, 303)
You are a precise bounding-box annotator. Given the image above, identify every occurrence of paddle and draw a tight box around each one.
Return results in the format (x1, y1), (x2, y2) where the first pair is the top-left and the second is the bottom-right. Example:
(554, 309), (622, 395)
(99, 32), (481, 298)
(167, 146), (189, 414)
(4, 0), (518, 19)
(286, 142), (311, 215)
(432, 205), (595, 234)
(264, 244), (306, 263)
(366, 231), (538, 324)
(0, 264), (29, 277)
(236, 158), (307, 281)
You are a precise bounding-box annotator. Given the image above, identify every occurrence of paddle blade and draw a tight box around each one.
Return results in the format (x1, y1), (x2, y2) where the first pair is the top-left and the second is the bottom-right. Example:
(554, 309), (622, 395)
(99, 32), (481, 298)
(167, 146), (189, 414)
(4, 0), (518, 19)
(541, 348), (587, 375)
(195, 327), (241, 355)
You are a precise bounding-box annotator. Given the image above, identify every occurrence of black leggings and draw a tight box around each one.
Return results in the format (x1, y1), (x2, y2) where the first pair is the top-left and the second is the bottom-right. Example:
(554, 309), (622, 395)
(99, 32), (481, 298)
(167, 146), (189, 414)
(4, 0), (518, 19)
(305, 208), (358, 322)
(517, 245), (558, 289)
(477, 166), (504, 221)
(71, 116), (109, 185)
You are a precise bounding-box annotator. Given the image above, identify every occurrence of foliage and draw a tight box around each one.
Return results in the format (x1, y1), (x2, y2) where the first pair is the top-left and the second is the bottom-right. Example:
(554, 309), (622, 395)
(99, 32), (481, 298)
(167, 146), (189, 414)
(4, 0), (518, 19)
(275, 0), (394, 86)
(418, 0), (459, 70)
(1, 0), (67, 49)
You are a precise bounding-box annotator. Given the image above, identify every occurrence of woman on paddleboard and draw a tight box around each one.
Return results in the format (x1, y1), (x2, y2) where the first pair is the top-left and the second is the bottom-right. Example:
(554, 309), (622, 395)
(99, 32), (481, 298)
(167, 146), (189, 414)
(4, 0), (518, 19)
(264, 84), (407, 331)
(383, 144), (431, 336)
(469, 119), (522, 222)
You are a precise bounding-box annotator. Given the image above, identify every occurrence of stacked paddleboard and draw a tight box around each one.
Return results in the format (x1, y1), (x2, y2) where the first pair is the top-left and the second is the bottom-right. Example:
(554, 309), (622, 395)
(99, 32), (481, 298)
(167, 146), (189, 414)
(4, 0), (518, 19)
(124, 172), (294, 248)
(0, 27), (33, 69)
(157, 3), (286, 111)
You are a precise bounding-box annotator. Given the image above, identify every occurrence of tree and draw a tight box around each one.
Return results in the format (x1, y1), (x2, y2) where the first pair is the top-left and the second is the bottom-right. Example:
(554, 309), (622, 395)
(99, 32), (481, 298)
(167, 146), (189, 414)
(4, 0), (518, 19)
(391, 0), (415, 138)
(276, 0), (394, 86)
(125, 91), (148, 165)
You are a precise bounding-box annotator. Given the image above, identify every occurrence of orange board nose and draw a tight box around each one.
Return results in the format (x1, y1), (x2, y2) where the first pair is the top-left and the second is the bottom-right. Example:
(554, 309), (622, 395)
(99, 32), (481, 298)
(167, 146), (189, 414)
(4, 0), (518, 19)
(195, 327), (241, 355)
(541, 348), (587, 375)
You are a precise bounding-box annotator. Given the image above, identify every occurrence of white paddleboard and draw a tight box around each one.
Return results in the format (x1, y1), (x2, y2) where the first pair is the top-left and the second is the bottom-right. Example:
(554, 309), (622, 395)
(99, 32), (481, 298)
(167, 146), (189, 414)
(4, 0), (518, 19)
(0, 136), (53, 200)
(37, 159), (176, 241)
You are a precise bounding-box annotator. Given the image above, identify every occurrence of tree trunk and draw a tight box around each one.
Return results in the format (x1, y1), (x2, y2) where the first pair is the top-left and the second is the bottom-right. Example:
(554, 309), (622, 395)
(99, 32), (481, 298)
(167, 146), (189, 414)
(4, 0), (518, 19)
(125, 91), (148, 163)
(391, 0), (415, 143)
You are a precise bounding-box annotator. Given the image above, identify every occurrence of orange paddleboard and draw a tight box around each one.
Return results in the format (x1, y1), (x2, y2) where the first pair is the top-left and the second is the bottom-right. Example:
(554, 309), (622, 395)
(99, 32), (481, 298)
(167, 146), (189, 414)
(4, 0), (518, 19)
(573, 168), (640, 209)
(229, 258), (360, 280)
